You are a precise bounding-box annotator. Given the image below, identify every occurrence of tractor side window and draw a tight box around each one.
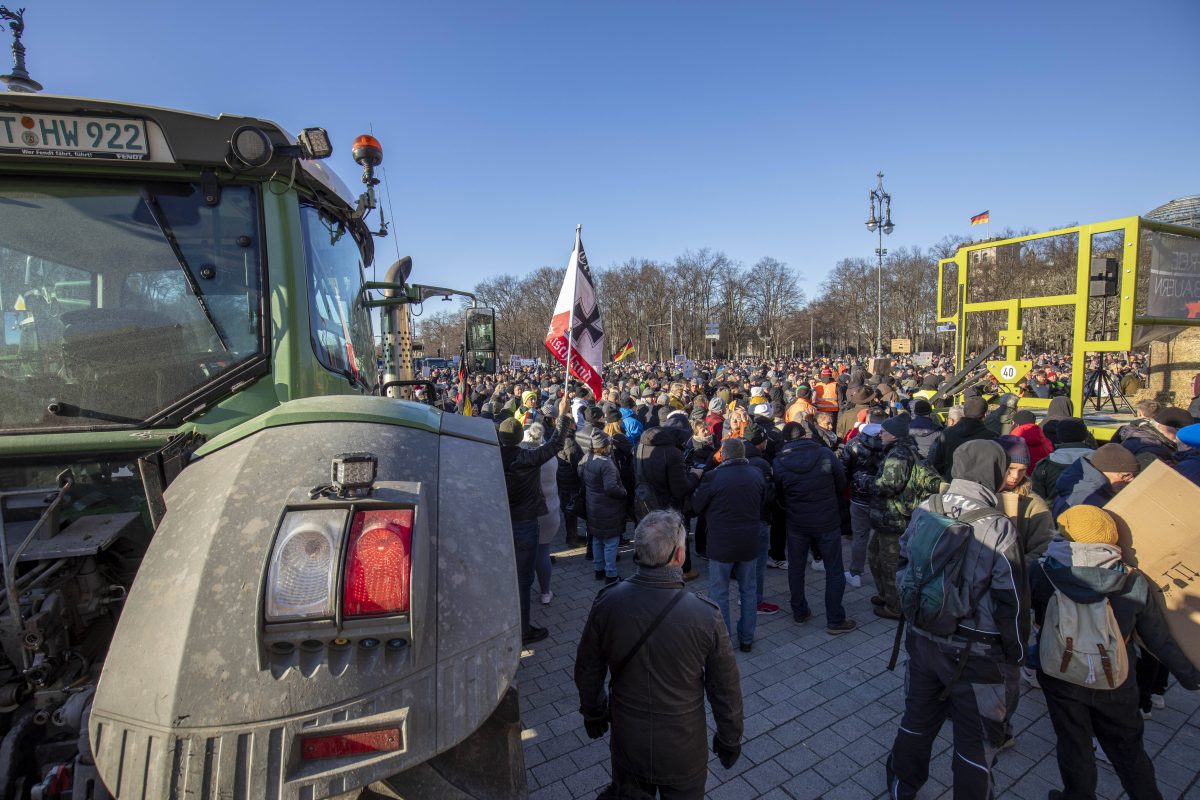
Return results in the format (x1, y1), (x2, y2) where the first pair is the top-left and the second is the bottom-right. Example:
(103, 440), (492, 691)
(299, 205), (375, 388)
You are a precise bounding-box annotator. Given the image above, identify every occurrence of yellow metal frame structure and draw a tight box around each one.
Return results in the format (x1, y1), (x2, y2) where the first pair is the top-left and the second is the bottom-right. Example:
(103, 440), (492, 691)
(936, 216), (1200, 422)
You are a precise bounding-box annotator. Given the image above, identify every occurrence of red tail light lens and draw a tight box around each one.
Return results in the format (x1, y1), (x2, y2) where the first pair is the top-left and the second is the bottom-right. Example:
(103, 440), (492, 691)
(343, 509), (413, 617)
(301, 728), (402, 760)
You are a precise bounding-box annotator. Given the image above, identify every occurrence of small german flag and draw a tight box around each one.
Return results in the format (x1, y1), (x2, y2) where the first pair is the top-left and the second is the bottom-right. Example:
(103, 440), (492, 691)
(612, 338), (635, 363)
(970, 210), (990, 226)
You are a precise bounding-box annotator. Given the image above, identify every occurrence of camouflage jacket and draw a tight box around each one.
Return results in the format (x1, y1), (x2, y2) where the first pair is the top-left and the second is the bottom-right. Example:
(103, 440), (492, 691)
(864, 438), (940, 535)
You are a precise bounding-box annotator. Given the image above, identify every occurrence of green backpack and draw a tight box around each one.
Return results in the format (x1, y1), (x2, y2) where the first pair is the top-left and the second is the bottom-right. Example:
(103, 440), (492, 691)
(897, 495), (1002, 637)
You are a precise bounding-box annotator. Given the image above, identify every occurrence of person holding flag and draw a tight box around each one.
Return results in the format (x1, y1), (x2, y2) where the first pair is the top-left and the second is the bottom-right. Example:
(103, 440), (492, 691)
(545, 225), (605, 401)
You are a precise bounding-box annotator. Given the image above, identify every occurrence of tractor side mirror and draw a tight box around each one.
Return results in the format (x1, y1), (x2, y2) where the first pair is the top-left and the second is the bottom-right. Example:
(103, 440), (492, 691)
(465, 307), (497, 375)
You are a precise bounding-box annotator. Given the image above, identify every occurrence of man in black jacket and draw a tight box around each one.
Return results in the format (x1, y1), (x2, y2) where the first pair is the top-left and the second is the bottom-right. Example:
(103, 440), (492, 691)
(774, 423), (856, 634)
(692, 438), (768, 651)
(929, 395), (998, 480)
(575, 511), (744, 799)
(500, 395), (569, 645)
(637, 425), (701, 577)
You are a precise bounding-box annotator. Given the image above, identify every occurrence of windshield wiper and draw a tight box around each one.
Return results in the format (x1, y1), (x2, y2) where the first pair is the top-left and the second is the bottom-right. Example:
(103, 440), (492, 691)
(140, 190), (230, 352)
(46, 398), (141, 425)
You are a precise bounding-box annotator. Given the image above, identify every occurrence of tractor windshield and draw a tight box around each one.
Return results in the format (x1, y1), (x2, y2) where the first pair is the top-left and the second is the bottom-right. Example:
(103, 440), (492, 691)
(0, 177), (264, 431)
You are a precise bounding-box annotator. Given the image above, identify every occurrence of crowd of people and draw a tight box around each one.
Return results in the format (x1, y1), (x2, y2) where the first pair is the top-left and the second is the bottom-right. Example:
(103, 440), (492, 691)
(478, 354), (1200, 800)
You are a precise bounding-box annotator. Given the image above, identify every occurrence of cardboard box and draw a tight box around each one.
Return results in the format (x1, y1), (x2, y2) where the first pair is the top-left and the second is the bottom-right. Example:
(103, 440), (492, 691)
(1104, 460), (1200, 667)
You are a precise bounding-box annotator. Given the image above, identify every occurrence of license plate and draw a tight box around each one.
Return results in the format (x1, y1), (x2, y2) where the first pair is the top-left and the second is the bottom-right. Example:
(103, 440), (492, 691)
(0, 112), (149, 160)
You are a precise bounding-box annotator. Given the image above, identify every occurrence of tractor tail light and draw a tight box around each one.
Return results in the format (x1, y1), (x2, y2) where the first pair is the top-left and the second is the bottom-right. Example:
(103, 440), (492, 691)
(342, 509), (413, 617)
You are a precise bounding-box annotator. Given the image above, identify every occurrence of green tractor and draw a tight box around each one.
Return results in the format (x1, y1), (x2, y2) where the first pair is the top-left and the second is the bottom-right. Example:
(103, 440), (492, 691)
(0, 89), (524, 799)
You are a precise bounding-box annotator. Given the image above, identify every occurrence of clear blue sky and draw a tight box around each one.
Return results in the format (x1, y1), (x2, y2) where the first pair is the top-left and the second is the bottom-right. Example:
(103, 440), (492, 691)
(23, 0), (1200, 293)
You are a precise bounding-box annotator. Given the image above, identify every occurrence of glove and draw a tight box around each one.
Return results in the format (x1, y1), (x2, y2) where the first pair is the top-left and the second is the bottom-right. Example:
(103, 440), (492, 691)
(712, 734), (741, 769)
(584, 716), (609, 739)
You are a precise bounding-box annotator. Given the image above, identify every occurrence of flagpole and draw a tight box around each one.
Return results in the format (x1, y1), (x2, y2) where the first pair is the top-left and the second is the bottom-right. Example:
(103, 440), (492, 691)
(565, 224), (580, 396)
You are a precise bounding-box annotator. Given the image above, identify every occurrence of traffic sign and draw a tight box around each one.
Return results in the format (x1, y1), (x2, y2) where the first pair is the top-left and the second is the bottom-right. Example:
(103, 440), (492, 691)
(986, 360), (1032, 385)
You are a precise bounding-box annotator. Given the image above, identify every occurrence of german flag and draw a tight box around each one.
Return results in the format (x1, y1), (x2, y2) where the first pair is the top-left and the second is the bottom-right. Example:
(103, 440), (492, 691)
(612, 338), (635, 363)
(970, 210), (990, 226)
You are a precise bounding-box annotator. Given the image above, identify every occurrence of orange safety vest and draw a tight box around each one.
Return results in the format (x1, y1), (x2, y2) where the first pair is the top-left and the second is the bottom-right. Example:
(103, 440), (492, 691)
(785, 397), (816, 423)
(814, 381), (840, 414)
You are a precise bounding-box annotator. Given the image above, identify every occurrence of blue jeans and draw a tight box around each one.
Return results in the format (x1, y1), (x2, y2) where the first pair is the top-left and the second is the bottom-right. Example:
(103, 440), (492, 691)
(511, 519), (539, 633)
(786, 529), (846, 625)
(756, 522), (770, 605)
(593, 536), (619, 578)
(708, 558), (757, 646)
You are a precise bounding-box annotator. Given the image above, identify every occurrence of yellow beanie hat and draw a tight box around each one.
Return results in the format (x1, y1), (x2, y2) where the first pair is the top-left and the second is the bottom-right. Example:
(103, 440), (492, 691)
(1057, 505), (1118, 546)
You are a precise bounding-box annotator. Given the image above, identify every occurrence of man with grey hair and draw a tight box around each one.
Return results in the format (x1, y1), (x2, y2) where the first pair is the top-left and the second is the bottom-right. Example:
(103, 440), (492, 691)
(575, 510), (744, 799)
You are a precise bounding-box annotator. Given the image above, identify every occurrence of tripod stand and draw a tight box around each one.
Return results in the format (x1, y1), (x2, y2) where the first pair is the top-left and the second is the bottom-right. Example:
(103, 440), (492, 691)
(1083, 366), (1133, 415)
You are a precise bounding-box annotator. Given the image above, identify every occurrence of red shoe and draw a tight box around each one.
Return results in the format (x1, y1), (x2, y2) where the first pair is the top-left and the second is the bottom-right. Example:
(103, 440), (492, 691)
(757, 602), (780, 616)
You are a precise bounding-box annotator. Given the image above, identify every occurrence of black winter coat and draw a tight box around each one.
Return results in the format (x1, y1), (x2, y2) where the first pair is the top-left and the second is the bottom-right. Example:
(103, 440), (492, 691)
(773, 438), (847, 537)
(574, 568), (743, 784)
(928, 417), (998, 480)
(691, 459), (767, 563)
(556, 431), (584, 515)
(840, 432), (884, 504)
(500, 416), (565, 521)
(579, 454), (628, 538)
(637, 427), (699, 512)
(909, 414), (942, 460)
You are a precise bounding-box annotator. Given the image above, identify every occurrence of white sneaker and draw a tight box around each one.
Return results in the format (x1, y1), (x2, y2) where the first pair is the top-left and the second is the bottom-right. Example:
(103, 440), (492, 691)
(810, 559), (825, 572)
(767, 558), (788, 570)
(1151, 694), (1166, 710)
(540, 591), (554, 605)
(1020, 667), (1040, 690)
(844, 571), (862, 588)
(1093, 738), (1110, 765)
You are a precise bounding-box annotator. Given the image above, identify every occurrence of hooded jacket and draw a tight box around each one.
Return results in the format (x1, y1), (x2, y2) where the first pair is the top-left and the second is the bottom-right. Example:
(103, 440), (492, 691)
(636, 427), (699, 512)
(692, 459), (768, 563)
(1030, 440), (1093, 505)
(1010, 422), (1054, 469)
(619, 406), (645, 446)
(841, 432), (885, 504)
(1118, 419), (1177, 469)
(999, 488), (1056, 569)
(908, 414), (943, 460)
(578, 450), (628, 538)
(773, 437), (847, 537)
(901, 440), (1027, 663)
(863, 437), (935, 535)
(1053, 454), (1117, 518)
(1031, 538), (1200, 690)
(928, 417), (999, 481)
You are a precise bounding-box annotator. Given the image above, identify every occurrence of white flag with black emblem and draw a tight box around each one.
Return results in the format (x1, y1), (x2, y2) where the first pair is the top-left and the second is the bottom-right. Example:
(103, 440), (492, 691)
(544, 226), (604, 398)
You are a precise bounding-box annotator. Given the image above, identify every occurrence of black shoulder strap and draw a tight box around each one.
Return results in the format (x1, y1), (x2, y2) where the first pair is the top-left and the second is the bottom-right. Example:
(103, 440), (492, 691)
(609, 589), (685, 689)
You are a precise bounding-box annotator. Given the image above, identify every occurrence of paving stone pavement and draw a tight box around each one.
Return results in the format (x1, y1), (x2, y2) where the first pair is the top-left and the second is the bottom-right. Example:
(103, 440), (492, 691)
(516, 535), (1200, 799)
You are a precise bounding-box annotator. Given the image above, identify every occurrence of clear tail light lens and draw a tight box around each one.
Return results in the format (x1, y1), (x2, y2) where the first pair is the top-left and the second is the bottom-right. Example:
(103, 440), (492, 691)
(265, 509), (347, 622)
(343, 509), (413, 617)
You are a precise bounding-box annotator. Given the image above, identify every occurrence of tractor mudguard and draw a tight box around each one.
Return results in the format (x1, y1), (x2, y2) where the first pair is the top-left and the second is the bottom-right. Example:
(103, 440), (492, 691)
(89, 409), (520, 799)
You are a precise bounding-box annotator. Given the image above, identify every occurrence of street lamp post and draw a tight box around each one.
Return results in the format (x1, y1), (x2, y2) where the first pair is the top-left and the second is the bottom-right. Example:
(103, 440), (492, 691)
(865, 171), (895, 357)
(0, 6), (42, 93)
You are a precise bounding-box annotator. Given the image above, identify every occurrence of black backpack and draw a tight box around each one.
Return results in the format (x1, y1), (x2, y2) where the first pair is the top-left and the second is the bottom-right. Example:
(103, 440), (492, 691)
(897, 495), (1002, 637)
